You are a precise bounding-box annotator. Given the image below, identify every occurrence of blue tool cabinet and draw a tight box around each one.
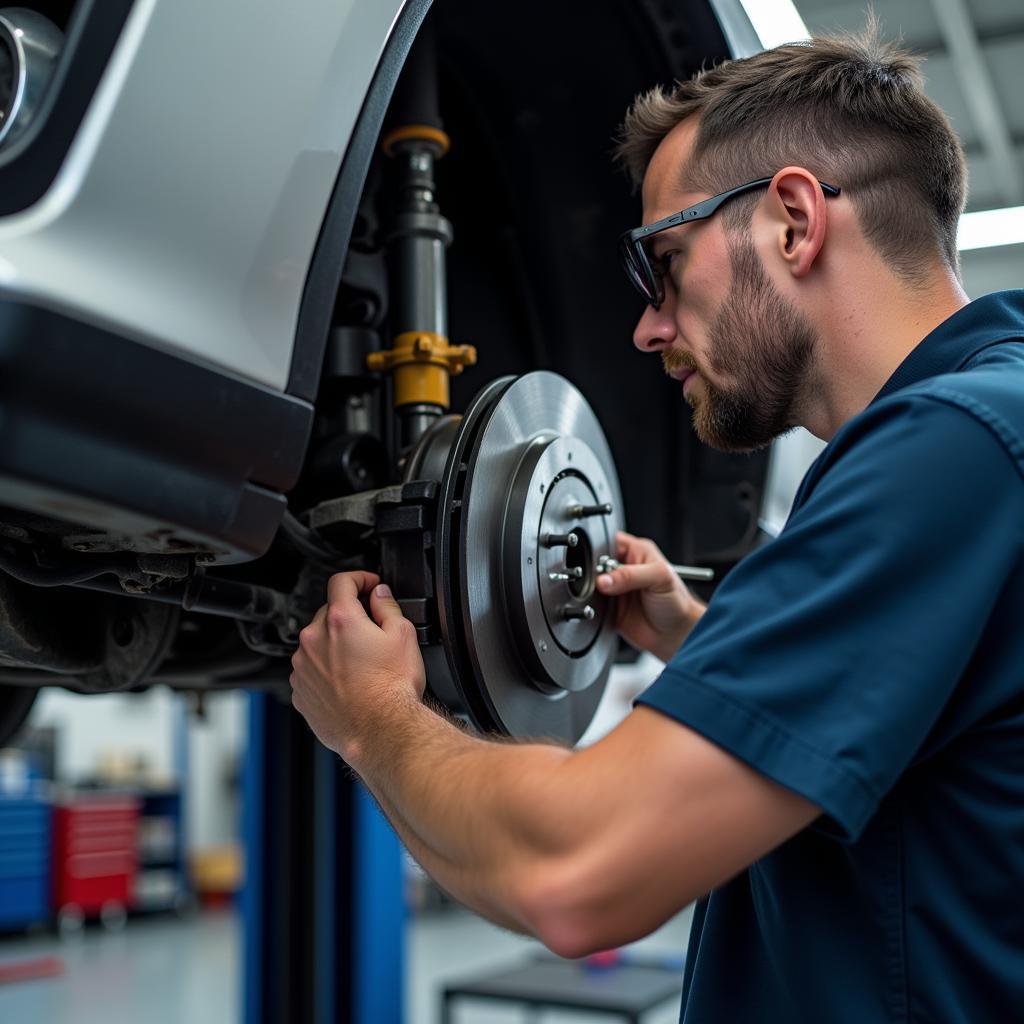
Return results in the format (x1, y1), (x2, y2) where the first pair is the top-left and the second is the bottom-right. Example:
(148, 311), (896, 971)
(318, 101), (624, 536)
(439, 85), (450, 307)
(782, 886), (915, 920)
(0, 794), (52, 928)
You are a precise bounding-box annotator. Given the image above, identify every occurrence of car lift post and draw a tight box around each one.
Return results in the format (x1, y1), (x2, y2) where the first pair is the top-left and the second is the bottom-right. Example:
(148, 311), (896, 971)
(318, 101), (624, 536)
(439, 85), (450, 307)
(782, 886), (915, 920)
(242, 692), (405, 1024)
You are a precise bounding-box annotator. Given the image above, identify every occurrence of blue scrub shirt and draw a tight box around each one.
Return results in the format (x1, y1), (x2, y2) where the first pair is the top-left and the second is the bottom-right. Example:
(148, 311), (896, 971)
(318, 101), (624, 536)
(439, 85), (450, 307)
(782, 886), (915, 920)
(637, 290), (1024, 1023)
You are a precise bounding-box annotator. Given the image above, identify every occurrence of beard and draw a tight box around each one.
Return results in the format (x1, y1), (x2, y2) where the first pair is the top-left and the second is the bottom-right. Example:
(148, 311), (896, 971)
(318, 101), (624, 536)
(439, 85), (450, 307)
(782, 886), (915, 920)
(663, 234), (817, 452)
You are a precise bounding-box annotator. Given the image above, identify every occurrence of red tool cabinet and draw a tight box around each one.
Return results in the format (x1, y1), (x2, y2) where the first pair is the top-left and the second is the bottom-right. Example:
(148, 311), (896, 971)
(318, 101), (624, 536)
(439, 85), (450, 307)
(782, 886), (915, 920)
(52, 793), (140, 920)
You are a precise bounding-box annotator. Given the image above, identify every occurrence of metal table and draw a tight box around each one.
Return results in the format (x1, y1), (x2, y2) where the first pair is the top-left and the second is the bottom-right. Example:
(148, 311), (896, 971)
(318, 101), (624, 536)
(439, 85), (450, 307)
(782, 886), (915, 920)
(441, 954), (683, 1023)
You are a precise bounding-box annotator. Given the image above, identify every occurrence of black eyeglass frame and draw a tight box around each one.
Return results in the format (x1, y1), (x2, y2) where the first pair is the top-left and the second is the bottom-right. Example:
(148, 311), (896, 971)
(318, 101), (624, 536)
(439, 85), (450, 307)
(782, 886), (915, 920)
(619, 177), (841, 309)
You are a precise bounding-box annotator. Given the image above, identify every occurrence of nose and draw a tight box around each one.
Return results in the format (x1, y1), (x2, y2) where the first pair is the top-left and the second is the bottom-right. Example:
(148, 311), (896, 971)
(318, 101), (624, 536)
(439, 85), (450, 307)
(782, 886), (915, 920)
(632, 300), (677, 353)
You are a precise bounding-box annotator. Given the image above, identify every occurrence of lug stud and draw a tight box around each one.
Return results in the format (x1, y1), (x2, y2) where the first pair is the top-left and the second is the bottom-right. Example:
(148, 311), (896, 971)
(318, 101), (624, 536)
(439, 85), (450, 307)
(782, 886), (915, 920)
(548, 567), (584, 583)
(543, 532), (579, 549)
(568, 502), (612, 518)
(562, 605), (595, 621)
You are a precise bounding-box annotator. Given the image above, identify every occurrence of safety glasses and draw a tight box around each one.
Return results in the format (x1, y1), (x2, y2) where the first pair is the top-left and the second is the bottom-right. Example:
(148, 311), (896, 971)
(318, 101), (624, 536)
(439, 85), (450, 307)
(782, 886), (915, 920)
(619, 177), (841, 309)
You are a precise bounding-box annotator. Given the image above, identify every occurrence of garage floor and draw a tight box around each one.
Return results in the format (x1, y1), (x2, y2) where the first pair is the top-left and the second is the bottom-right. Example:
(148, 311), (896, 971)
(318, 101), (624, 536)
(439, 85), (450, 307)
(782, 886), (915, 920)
(0, 909), (238, 1024)
(0, 904), (692, 1023)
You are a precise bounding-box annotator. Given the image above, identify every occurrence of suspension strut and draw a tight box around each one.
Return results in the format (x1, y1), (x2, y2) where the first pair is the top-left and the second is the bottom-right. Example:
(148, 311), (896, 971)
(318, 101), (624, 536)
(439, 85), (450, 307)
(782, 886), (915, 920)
(369, 27), (475, 453)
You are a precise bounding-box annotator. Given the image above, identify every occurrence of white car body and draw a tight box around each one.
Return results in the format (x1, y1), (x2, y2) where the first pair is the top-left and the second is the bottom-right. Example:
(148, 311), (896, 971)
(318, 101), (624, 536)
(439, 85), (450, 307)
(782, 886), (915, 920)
(0, 0), (405, 390)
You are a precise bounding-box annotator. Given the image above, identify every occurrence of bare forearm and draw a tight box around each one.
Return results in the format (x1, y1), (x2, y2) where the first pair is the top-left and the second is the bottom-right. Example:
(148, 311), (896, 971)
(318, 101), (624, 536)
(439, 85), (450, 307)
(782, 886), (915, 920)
(344, 695), (574, 925)
(359, 773), (529, 933)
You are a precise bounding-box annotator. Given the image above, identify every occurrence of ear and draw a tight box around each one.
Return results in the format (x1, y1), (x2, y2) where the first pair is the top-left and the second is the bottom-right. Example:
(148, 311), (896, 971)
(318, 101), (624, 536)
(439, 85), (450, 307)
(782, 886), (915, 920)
(763, 167), (828, 278)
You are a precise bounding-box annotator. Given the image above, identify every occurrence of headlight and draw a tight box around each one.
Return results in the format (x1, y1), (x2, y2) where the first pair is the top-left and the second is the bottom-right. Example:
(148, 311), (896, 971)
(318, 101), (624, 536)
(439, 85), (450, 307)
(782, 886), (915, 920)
(0, 7), (62, 149)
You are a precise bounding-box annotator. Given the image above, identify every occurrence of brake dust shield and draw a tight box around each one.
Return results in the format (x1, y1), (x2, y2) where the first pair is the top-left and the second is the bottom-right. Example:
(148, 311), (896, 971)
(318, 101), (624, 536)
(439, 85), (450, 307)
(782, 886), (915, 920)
(417, 371), (623, 743)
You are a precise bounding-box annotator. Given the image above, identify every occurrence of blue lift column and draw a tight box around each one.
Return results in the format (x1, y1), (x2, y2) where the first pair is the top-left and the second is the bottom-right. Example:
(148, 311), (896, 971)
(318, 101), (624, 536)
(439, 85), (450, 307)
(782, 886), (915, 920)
(242, 691), (405, 1024)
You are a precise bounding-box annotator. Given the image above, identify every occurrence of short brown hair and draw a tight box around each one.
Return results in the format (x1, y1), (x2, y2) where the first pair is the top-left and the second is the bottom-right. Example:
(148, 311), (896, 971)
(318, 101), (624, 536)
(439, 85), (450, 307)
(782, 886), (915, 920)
(615, 23), (967, 281)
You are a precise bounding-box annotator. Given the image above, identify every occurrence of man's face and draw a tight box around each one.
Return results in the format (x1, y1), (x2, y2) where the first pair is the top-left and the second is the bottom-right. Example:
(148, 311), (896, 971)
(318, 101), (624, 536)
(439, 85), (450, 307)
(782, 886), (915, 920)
(633, 120), (817, 452)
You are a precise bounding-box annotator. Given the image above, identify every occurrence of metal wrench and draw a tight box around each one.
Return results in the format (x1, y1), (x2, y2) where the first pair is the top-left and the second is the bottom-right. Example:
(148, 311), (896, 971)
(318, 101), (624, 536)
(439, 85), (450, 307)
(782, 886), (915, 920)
(597, 555), (715, 583)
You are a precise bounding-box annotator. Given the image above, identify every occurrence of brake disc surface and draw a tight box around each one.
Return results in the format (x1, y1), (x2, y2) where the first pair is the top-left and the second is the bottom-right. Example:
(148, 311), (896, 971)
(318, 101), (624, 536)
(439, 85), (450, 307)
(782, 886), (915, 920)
(425, 371), (623, 742)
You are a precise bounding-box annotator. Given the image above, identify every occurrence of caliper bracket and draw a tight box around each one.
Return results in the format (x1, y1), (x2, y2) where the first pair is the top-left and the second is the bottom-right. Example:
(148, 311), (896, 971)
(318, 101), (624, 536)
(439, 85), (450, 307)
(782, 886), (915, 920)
(306, 481), (440, 644)
(375, 480), (439, 644)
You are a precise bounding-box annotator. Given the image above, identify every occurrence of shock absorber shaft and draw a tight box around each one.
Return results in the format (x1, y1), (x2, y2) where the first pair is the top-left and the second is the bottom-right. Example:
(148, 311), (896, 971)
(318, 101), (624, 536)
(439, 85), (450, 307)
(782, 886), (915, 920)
(389, 141), (451, 341)
(369, 28), (475, 453)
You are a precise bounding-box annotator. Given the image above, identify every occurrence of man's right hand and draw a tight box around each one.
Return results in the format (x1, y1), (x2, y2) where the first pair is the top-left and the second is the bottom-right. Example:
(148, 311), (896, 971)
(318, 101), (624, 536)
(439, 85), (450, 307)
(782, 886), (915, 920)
(596, 531), (706, 662)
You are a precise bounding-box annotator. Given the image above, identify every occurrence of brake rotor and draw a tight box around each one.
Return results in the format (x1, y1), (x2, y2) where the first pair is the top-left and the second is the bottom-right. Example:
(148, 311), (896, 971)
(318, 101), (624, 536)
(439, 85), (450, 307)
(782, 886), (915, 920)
(410, 372), (623, 742)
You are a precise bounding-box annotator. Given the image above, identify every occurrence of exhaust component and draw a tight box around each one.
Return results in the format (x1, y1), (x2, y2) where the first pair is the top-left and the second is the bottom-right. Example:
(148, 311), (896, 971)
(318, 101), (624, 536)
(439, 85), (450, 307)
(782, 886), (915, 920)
(0, 570), (107, 674)
(0, 566), (179, 693)
(75, 571), (288, 625)
(0, 7), (62, 148)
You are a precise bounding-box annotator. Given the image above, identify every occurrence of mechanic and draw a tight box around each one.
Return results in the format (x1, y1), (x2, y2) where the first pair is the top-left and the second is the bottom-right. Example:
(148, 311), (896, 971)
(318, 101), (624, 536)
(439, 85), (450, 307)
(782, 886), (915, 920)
(290, 26), (1024, 1023)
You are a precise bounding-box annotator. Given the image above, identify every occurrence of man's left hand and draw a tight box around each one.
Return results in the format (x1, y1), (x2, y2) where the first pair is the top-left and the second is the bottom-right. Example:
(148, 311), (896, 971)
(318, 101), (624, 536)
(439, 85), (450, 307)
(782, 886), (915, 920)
(289, 571), (427, 761)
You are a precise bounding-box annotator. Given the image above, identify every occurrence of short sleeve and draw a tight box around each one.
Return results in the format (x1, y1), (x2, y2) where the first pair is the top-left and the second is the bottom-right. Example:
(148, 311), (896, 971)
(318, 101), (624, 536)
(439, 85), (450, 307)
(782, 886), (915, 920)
(636, 394), (1024, 841)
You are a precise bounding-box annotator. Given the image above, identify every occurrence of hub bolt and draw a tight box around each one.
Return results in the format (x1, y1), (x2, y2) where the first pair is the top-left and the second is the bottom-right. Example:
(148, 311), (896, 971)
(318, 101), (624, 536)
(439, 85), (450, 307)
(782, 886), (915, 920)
(544, 532), (579, 549)
(549, 568), (584, 582)
(568, 502), (612, 518)
(562, 604), (595, 622)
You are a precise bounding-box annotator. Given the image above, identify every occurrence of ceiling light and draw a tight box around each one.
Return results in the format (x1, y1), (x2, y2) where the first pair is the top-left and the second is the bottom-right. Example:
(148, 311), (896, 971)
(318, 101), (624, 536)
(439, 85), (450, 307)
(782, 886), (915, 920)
(737, 0), (810, 48)
(957, 206), (1024, 251)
